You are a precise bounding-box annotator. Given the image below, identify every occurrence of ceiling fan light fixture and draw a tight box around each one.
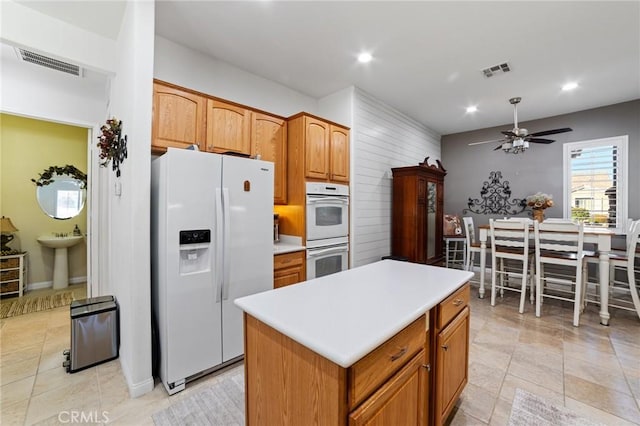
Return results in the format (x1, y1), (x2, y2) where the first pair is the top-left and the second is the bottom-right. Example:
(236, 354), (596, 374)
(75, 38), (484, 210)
(357, 52), (373, 63)
(562, 82), (579, 91)
(466, 105), (478, 113)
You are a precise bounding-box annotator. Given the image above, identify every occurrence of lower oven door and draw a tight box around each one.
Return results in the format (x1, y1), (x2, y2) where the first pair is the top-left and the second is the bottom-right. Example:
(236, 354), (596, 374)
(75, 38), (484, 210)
(306, 244), (349, 279)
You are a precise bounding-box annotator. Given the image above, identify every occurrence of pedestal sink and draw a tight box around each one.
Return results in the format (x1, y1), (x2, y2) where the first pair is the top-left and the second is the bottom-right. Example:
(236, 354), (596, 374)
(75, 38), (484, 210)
(37, 235), (84, 289)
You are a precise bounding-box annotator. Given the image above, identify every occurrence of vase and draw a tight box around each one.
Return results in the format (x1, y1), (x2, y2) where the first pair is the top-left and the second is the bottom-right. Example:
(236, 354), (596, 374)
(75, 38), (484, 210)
(532, 209), (545, 223)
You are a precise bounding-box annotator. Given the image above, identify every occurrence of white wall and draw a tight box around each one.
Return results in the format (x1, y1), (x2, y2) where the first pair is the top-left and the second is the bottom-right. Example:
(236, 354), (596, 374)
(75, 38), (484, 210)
(351, 88), (441, 267)
(154, 36), (317, 117)
(318, 86), (354, 128)
(0, 0), (117, 74)
(105, 1), (154, 397)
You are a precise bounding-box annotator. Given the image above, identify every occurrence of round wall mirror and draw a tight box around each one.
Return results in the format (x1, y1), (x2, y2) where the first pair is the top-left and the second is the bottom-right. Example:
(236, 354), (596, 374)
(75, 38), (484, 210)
(36, 173), (86, 220)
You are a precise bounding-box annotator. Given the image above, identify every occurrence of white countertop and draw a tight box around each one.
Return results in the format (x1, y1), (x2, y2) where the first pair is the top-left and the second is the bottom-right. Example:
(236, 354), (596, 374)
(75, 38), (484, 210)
(273, 234), (305, 255)
(235, 260), (473, 368)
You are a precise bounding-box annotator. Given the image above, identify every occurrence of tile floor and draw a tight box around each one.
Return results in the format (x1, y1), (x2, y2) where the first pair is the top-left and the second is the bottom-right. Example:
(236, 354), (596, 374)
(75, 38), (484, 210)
(0, 281), (639, 425)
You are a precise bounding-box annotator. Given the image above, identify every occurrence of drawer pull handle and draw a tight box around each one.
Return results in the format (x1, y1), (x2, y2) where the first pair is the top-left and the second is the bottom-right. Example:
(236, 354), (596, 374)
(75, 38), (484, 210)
(390, 346), (408, 361)
(441, 344), (449, 351)
(452, 298), (464, 306)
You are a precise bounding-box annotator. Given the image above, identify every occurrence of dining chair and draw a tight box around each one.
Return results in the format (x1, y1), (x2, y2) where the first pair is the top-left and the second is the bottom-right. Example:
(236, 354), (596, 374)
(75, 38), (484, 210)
(489, 219), (533, 313)
(462, 217), (487, 275)
(534, 221), (587, 326)
(584, 219), (640, 320)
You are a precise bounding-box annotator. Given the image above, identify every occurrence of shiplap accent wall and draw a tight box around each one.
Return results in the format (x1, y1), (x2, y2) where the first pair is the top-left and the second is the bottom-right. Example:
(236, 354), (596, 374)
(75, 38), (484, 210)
(351, 88), (441, 267)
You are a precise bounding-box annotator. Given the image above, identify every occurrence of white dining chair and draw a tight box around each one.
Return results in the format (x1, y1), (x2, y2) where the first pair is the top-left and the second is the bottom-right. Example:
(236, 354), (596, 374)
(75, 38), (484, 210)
(462, 217), (488, 276)
(584, 219), (640, 320)
(489, 219), (533, 313)
(534, 221), (587, 326)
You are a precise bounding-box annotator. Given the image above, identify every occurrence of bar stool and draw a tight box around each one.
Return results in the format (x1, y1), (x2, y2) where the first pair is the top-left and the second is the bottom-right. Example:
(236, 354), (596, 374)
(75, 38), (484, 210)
(444, 236), (466, 269)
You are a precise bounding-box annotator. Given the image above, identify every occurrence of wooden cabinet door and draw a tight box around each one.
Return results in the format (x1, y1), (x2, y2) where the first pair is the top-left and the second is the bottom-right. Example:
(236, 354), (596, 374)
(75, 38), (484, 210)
(252, 113), (287, 204)
(205, 99), (251, 154)
(274, 251), (306, 288)
(349, 351), (427, 426)
(304, 116), (330, 180)
(329, 125), (349, 182)
(152, 83), (206, 152)
(434, 307), (469, 425)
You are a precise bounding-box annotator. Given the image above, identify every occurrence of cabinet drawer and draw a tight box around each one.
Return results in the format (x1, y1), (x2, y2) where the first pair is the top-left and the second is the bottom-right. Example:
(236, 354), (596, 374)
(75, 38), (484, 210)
(274, 251), (304, 270)
(349, 315), (426, 409)
(1, 257), (20, 269)
(0, 269), (19, 281)
(437, 284), (469, 330)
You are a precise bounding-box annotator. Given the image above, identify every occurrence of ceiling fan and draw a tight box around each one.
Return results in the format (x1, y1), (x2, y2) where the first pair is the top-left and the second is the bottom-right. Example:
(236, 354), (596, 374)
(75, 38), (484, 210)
(468, 97), (572, 154)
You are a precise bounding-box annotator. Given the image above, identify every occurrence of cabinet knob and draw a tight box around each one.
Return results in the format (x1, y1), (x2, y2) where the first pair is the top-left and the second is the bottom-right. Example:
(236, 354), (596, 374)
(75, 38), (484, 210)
(422, 363), (431, 372)
(390, 346), (408, 361)
(441, 344), (449, 351)
(452, 298), (464, 306)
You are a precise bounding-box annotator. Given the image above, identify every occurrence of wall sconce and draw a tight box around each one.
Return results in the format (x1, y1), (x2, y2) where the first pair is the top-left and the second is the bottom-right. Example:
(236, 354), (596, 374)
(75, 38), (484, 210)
(0, 216), (19, 252)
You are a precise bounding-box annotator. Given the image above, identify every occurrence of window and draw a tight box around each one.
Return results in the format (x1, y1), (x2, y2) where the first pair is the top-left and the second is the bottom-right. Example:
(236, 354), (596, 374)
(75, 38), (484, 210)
(563, 136), (628, 233)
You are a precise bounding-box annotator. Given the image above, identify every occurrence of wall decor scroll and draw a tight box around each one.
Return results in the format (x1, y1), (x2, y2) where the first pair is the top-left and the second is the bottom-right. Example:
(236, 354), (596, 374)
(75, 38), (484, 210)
(463, 171), (526, 215)
(97, 117), (128, 177)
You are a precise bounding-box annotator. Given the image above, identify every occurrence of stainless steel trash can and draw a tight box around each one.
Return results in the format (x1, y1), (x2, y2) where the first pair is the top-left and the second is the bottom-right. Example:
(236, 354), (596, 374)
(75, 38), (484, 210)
(63, 296), (119, 373)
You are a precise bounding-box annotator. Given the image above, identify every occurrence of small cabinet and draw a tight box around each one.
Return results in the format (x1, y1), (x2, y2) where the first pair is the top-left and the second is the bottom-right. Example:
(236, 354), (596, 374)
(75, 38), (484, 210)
(431, 284), (470, 426)
(205, 99), (251, 155)
(152, 82), (206, 153)
(252, 113), (287, 204)
(392, 158), (446, 264)
(288, 113), (350, 183)
(0, 252), (27, 297)
(273, 250), (305, 288)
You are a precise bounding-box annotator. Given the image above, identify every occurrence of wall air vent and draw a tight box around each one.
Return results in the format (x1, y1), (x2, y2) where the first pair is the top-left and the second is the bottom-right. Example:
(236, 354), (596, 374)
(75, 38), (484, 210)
(15, 48), (83, 77)
(482, 62), (511, 78)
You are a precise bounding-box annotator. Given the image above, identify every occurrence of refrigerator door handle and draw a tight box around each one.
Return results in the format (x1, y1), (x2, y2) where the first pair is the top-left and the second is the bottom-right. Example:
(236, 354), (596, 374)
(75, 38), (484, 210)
(222, 188), (232, 300)
(215, 188), (224, 303)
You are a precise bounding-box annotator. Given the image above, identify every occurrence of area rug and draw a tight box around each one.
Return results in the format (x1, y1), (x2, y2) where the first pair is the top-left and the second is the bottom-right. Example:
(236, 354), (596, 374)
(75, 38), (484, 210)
(152, 366), (245, 426)
(508, 388), (606, 426)
(0, 291), (75, 319)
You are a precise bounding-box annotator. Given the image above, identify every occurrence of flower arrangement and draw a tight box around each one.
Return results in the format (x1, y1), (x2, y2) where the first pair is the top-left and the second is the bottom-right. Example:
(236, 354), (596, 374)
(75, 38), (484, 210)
(526, 192), (554, 210)
(97, 117), (127, 177)
(97, 117), (122, 167)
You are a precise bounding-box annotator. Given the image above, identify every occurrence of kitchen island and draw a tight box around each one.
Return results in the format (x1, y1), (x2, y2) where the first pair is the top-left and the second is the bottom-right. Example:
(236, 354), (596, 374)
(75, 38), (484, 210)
(235, 259), (474, 426)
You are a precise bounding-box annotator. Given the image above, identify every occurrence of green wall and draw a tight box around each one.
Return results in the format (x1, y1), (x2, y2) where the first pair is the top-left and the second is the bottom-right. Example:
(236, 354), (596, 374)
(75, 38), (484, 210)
(0, 113), (88, 287)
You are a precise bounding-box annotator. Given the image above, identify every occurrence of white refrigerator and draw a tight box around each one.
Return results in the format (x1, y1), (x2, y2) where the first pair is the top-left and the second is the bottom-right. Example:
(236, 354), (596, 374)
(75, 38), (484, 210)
(151, 148), (273, 395)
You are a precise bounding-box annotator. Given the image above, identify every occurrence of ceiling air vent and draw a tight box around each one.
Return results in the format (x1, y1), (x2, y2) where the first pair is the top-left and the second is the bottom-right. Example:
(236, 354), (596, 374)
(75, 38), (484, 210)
(16, 48), (83, 77)
(482, 62), (511, 78)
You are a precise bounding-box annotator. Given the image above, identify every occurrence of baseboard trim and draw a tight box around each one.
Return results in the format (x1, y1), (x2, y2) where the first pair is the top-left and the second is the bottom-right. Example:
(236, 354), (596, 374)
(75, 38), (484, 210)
(128, 376), (154, 398)
(27, 277), (87, 291)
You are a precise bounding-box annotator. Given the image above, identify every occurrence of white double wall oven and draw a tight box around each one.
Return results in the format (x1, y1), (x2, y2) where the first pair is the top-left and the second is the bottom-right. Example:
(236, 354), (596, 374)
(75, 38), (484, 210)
(305, 182), (349, 279)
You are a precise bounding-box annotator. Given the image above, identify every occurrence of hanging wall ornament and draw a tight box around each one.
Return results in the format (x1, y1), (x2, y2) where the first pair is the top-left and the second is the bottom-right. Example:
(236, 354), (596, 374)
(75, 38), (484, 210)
(463, 171), (527, 215)
(97, 117), (128, 177)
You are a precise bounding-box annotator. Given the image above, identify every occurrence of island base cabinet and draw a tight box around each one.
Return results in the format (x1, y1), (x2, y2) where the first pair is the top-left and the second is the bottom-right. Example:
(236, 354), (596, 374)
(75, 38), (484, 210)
(349, 350), (428, 426)
(433, 306), (469, 426)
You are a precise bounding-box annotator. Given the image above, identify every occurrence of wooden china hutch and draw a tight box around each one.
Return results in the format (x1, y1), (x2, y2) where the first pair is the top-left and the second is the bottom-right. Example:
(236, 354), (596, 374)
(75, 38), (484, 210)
(391, 158), (446, 264)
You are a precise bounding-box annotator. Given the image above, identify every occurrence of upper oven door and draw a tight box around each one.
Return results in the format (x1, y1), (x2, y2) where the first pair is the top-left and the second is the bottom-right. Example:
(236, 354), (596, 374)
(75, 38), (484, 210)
(306, 195), (349, 241)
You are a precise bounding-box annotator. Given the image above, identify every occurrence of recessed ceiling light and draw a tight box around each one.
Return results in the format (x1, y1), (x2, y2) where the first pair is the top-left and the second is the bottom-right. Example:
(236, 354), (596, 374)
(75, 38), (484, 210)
(562, 82), (579, 91)
(466, 106), (478, 113)
(357, 52), (372, 63)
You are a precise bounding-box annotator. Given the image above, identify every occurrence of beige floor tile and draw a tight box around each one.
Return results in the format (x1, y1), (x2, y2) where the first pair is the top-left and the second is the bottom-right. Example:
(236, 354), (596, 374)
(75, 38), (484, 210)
(498, 373), (564, 407)
(565, 373), (640, 424)
(488, 397), (513, 426)
(468, 343), (512, 372)
(0, 397), (29, 426)
(564, 355), (632, 395)
(0, 343), (41, 368)
(455, 381), (498, 423)
(37, 349), (66, 373)
(468, 361), (506, 396)
(0, 330), (47, 354)
(565, 397), (639, 426)
(0, 374), (35, 407)
(507, 358), (564, 394)
(445, 406), (488, 425)
(32, 364), (96, 397)
(1, 354), (40, 386)
(563, 340), (621, 367)
(511, 343), (563, 372)
(25, 374), (101, 425)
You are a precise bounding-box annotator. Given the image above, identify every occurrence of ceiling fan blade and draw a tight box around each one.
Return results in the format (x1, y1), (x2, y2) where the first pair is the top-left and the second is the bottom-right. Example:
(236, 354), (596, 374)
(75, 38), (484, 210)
(529, 127), (572, 137)
(528, 138), (555, 144)
(494, 144), (505, 151)
(501, 130), (517, 137)
(468, 138), (505, 146)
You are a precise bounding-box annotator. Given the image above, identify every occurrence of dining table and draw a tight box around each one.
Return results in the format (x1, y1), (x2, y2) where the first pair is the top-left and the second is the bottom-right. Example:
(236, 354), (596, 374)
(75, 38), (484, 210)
(477, 224), (616, 326)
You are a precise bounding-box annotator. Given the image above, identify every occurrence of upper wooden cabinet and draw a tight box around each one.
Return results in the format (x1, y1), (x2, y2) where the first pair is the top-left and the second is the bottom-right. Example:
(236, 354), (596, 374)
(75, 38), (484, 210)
(289, 113), (350, 183)
(205, 99), (251, 155)
(252, 113), (287, 204)
(152, 83), (206, 152)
